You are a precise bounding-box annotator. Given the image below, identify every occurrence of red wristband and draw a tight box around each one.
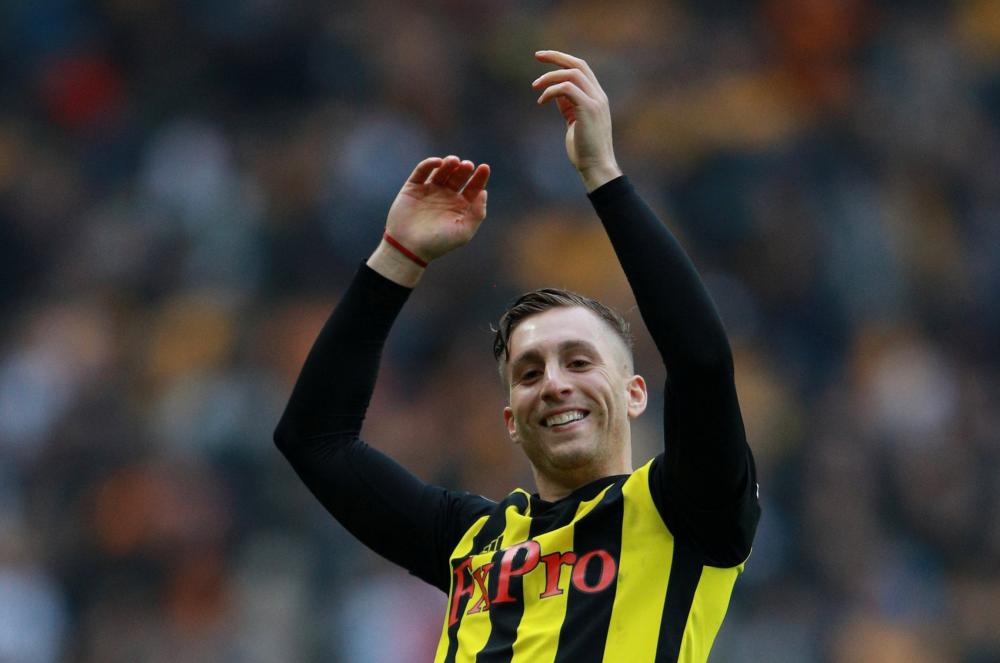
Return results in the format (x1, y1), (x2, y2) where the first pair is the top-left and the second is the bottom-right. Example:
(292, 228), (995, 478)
(383, 231), (428, 268)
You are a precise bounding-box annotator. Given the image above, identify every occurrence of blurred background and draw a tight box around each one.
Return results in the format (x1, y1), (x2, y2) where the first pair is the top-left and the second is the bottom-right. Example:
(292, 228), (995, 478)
(1, 0), (999, 661)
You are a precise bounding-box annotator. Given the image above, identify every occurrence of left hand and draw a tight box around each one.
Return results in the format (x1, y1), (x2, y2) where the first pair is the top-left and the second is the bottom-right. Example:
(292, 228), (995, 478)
(532, 50), (622, 191)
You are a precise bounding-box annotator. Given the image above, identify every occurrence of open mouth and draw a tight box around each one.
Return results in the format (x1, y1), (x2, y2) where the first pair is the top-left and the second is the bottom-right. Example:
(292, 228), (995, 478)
(540, 410), (590, 429)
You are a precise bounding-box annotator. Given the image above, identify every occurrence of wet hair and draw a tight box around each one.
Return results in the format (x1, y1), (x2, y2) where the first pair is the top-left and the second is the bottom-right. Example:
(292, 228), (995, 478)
(492, 288), (634, 387)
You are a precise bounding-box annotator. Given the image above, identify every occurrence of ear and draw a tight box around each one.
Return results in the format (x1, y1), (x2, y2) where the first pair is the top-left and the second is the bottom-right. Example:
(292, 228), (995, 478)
(625, 374), (648, 419)
(503, 406), (520, 444)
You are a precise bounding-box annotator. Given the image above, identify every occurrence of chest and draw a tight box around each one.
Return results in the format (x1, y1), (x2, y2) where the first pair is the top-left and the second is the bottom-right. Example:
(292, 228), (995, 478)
(446, 482), (669, 624)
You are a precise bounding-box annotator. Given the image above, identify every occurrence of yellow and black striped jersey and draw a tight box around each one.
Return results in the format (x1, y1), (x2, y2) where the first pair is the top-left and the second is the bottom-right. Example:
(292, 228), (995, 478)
(434, 457), (758, 663)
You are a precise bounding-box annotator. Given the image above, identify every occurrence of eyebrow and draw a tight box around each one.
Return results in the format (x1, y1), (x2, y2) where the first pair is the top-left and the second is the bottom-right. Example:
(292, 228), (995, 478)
(510, 340), (600, 370)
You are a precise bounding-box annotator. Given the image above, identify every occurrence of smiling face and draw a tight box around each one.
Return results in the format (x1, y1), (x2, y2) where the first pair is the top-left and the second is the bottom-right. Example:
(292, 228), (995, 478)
(502, 306), (647, 500)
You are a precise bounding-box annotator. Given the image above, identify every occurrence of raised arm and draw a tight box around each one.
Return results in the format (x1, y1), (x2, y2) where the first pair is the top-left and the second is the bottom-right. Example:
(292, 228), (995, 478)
(273, 157), (494, 590)
(534, 51), (758, 562)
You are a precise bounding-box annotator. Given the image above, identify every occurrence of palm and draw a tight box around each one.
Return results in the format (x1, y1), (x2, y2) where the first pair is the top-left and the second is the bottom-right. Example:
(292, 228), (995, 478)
(397, 183), (479, 227)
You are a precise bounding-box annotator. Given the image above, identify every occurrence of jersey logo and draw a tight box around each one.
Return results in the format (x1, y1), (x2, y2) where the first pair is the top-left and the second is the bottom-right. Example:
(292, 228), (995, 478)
(448, 540), (617, 626)
(479, 535), (503, 554)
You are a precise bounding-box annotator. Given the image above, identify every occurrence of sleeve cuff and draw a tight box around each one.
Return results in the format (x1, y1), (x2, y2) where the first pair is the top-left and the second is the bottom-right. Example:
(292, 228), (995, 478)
(356, 261), (415, 303)
(586, 174), (632, 205)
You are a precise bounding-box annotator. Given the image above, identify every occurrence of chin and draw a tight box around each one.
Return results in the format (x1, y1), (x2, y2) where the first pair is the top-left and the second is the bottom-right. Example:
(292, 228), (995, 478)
(545, 438), (603, 471)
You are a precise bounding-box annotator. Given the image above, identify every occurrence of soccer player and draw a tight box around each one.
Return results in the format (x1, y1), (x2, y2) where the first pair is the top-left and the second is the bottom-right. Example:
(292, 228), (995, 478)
(274, 50), (760, 662)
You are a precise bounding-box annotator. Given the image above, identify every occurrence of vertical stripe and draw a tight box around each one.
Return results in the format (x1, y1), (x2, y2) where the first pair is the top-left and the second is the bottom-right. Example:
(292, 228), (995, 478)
(511, 485), (618, 663)
(552, 483), (624, 663)
(603, 462), (674, 662)
(435, 515), (491, 663)
(676, 565), (741, 663)
(655, 537), (703, 662)
(507, 528), (572, 663)
(472, 493), (555, 662)
(469, 496), (532, 662)
(441, 492), (531, 663)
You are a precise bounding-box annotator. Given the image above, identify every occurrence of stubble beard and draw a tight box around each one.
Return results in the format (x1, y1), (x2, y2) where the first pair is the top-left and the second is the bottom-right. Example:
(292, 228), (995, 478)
(530, 414), (613, 475)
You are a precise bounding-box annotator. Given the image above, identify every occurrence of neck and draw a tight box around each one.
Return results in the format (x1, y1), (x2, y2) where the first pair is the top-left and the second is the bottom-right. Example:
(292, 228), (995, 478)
(532, 459), (632, 502)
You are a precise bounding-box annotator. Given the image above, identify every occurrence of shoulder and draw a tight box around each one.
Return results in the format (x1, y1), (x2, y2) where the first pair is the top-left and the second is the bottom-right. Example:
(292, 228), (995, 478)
(437, 487), (499, 524)
(644, 454), (761, 568)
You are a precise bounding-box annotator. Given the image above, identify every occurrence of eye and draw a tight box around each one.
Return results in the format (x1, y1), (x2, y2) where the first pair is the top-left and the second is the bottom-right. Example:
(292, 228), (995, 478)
(569, 359), (591, 369)
(519, 369), (542, 381)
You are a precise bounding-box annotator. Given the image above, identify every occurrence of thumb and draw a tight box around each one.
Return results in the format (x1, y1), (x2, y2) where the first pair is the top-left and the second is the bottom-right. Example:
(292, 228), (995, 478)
(471, 190), (488, 221)
(556, 97), (577, 125)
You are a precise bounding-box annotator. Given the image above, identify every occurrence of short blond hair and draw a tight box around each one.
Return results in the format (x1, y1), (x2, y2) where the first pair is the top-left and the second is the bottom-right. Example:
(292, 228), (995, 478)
(492, 288), (634, 387)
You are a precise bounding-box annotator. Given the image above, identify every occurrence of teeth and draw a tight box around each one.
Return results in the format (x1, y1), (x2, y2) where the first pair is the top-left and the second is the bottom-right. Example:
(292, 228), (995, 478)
(545, 410), (586, 427)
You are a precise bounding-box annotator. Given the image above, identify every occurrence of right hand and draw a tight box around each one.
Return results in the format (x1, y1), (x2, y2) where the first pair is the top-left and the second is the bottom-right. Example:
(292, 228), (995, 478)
(385, 156), (491, 263)
(532, 50), (622, 192)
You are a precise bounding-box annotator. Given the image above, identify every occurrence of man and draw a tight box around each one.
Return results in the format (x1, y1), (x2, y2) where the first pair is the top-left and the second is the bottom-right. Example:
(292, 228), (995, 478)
(275, 50), (760, 662)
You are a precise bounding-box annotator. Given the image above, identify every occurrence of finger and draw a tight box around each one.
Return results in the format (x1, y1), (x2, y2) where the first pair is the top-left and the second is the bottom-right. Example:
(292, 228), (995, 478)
(429, 155), (462, 185)
(532, 68), (600, 99)
(537, 81), (590, 108)
(407, 157), (444, 184)
(461, 164), (491, 202)
(535, 50), (599, 88)
(446, 160), (476, 190)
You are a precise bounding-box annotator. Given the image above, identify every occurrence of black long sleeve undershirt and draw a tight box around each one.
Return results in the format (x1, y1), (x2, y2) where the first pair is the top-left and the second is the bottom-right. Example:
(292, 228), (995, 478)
(589, 177), (758, 566)
(589, 177), (750, 501)
(275, 176), (758, 585)
(273, 264), (491, 590)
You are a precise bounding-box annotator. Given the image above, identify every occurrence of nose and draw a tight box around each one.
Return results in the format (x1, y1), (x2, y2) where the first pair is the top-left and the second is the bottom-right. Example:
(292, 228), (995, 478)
(540, 364), (572, 400)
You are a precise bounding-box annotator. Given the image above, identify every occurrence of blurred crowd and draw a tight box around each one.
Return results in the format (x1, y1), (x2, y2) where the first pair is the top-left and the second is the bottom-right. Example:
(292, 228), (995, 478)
(1, 0), (999, 661)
